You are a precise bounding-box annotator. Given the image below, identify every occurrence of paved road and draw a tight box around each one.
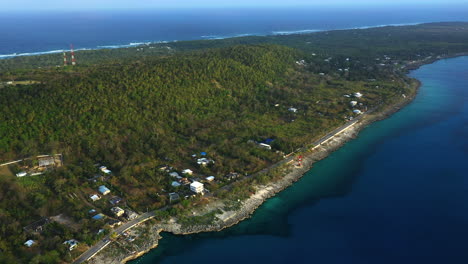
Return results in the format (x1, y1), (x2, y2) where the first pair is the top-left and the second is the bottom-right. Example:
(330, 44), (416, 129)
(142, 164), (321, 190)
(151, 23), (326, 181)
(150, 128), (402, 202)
(72, 211), (156, 264)
(73, 115), (365, 264)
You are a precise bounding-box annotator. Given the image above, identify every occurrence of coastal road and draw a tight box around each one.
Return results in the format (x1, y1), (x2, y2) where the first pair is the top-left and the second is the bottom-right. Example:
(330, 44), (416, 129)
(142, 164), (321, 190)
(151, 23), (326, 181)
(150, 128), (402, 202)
(73, 115), (365, 263)
(72, 211), (157, 264)
(228, 115), (364, 187)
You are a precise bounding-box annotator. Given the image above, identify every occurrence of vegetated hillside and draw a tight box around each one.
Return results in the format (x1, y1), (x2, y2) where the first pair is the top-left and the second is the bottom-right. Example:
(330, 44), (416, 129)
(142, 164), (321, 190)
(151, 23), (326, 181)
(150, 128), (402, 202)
(0, 44), (406, 170)
(0, 43), (412, 263)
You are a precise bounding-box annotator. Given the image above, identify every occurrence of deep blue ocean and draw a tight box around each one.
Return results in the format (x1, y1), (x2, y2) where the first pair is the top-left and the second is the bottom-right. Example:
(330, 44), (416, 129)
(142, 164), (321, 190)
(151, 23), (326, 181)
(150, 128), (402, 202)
(2, 6), (468, 264)
(1, 5), (468, 58)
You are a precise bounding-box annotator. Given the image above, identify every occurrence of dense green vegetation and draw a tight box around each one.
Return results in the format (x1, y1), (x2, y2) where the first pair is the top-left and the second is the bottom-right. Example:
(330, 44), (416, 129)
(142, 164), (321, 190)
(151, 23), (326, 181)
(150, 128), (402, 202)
(0, 22), (467, 263)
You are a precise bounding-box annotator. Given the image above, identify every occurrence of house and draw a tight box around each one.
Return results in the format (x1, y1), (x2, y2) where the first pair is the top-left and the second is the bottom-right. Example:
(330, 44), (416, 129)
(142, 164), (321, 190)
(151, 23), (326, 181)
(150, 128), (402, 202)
(350, 101), (358, 107)
(197, 158), (213, 166)
(99, 166), (112, 174)
(109, 196), (123, 206)
(63, 239), (79, 251)
(353, 92), (363, 98)
(98, 185), (111, 195)
(158, 165), (170, 171)
(259, 143), (272, 150)
(172, 181), (181, 187)
(24, 240), (35, 247)
(182, 169), (193, 175)
(288, 107), (298, 113)
(111, 207), (125, 217)
(38, 157), (55, 167)
(169, 192), (180, 203)
(190, 181), (204, 194)
(16, 171), (27, 177)
(125, 210), (138, 221)
(88, 209), (97, 215)
(206, 176), (215, 182)
(92, 213), (105, 220)
(169, 172), (180, 178)
(107, 219), (122, 228)
(353, 109), (362, 114)
(89, 194), (101, 202)
(225, 172), (240, 181)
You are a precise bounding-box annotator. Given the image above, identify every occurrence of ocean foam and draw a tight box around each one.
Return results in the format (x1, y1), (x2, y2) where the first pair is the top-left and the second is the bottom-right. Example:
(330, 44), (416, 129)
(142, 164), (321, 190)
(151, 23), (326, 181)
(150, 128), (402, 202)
(0, 23), (422, 60)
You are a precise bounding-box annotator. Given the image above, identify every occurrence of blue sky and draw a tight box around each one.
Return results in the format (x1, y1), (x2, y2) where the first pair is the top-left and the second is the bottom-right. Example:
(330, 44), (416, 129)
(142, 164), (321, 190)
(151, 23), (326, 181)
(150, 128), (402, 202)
(1, 0), (467, 11)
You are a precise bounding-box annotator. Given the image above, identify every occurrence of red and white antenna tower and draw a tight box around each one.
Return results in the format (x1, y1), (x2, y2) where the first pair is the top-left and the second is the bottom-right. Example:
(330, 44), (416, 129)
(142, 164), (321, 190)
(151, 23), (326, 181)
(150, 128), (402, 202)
(70, 44), (76, 66)
(63, 52), (68, 66)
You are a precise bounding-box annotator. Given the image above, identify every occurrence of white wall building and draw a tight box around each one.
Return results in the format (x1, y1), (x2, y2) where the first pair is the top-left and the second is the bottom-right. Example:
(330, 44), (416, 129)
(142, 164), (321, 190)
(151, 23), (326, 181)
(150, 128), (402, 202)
(190, 181), (204, 194)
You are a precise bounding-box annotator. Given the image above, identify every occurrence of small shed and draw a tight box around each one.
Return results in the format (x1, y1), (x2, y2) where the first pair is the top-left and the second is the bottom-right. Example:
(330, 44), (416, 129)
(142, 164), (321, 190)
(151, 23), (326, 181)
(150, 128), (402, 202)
(169, 192), (180, 203)
(111, 207), (125, 217)
(99, 166), (112, 174)
(63, 239), (78, 251)
(92, 213), (105, 220)
(16, 171), (27, 177)
(24, 240), (35, 247)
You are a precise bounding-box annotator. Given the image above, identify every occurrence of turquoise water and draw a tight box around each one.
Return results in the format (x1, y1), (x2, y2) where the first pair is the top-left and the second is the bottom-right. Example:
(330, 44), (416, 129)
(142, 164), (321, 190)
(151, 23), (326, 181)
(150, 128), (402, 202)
(132, 57), (468, 263)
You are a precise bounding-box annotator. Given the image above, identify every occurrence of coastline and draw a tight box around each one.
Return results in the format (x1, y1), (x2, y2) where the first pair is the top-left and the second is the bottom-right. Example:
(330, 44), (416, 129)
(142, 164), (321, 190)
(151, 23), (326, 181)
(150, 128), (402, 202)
(0, 22), (423, 59)
(87, 71), (421, 264)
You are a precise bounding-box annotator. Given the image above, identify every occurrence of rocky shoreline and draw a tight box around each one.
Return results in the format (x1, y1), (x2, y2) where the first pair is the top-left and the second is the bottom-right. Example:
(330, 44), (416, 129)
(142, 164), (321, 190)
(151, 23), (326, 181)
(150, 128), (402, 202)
(88, 79), (419, 264)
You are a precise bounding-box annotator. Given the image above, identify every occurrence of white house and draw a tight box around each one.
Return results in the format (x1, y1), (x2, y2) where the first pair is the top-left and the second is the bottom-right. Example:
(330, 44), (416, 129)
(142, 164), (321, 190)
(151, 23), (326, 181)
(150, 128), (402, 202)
(99, 166), (112, 174)
(182, 169), (193, 175)
(63, 239), (79, 251)
(190, 181), (204, 194)
(98, 185), (111, 195)
(259, 143), (272, 150)
(206, 176), (215, 182)
(89, 194), (101, 202)
(353, 92), (363, 98)
(24, 240), (35, 247)
(350, 101), (358, 107)
(288, 107), (298, 113)
(353, 109), (362, 114)
(16, 171), (27, 177)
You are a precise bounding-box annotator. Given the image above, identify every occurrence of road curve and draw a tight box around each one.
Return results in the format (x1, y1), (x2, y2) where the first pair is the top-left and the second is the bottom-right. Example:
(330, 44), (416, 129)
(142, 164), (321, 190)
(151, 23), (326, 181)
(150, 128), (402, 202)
(72, 211), (156, 264)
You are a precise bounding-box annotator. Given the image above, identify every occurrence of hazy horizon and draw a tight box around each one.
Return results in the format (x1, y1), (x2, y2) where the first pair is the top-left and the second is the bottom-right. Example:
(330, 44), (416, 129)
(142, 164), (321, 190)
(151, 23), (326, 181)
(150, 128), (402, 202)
(2, 0), (468, 11)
